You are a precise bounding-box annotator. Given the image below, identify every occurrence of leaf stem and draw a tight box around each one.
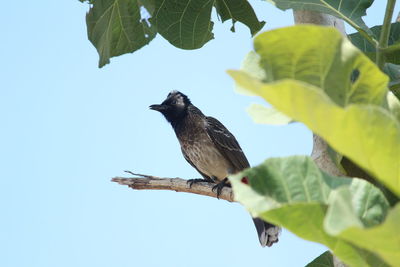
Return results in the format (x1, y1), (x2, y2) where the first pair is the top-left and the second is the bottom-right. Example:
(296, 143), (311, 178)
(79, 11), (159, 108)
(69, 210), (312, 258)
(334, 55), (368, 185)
(376, 0), (397, 69)
(383, 42), (400, 54)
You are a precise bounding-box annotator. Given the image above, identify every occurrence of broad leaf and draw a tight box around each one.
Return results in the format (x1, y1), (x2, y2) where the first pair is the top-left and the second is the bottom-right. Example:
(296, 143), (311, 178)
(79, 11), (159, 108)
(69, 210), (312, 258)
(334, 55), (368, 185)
(384, 63), (400, 100)
(388, 92), (400, 121)
(139, 0), (156, 14)
(86, 0), (157, 67)
(326, 188), (400, 267)
(266, 0), (374, 37)
(235, 51), (267, 96)
(247, 104), (292, 125)
(152, 0), (214, 49)
(230, 156), (390, 267)
(214, 0), (266, 35)
(236, 51), (292, 125)
(83, 0), (264, 66)
(349, 22), (400, 64)
(228, 72), (400, 196)
(252, 25), (388, 107)
(306, 251), (334, 267)
(152, 0), (265, 49)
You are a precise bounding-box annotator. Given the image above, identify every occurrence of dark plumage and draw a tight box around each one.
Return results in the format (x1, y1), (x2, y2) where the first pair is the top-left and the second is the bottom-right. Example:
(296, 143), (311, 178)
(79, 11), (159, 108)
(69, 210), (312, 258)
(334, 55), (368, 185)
(150, 90), (281, 247)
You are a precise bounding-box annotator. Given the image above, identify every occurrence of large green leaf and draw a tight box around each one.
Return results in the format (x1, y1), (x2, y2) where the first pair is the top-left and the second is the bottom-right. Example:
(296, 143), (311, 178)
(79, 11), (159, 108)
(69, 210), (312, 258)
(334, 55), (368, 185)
(235, 51), (266, 97)
(86, 0), (157, 67)
(230, 156), (390, 267)
(214, 0), (266, 35)
(151, 0), (214, 49)
(252, 25), (388, 107)
(247, 103), (292, 125)
(348, 22), (400, 64)
(235, 51), (293, 125)
(326, 188), (400, 267)
(152, 0), (265, 49)
(83, 0), (265, 66)
(306, 251), (334, 267)
(228, 72), (400, 196)
(266, 0), (374, 37)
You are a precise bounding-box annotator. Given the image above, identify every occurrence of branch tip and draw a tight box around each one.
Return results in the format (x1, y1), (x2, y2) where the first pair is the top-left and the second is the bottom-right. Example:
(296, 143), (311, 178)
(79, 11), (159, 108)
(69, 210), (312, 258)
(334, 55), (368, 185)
(112, 173), (234, 202)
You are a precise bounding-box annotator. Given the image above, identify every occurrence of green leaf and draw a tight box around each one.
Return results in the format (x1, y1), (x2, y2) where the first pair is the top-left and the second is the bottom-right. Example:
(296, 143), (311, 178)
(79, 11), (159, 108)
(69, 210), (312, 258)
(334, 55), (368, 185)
(138, 0), (156, 14)
(152, 0), (264, 49)
(266, 0), (375, 38)
(306, 251), (334, 267)
(228, 72), (400, 196)
(388, 91), (400, 121)
(234, 51), (266, 96)
(214, 0), (265, 35)
(83, 0), (264, 65)
(252, 25), (388, 107)
(247, 104), (292, 125)
(152, 0), (214, 49)
(325, 189), (400, 267)
(86, 0), (157, 67)
(348, 22), (400, 64)
(235, 51), (292, 125)
(384, 63), (400, 99)
(230, 156), (390, 267)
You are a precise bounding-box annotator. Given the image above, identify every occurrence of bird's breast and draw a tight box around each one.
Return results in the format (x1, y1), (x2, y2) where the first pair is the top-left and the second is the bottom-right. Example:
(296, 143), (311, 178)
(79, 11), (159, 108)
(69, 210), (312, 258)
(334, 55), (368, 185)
(180, 131), (231, 181)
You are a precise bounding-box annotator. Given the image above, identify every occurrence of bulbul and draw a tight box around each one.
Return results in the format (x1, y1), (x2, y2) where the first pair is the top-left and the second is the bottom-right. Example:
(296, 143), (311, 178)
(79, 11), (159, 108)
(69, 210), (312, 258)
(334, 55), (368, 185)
(150, 90), (280, 247)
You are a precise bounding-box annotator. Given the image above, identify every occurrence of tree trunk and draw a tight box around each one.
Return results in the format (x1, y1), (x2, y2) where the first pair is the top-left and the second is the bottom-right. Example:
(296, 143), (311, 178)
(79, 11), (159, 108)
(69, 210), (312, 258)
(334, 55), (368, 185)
(293, 10), (347, 267)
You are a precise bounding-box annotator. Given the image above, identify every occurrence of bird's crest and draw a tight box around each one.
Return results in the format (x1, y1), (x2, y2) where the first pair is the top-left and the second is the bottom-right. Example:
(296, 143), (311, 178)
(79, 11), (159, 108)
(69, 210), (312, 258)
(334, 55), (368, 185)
(166, 90), (191, 106)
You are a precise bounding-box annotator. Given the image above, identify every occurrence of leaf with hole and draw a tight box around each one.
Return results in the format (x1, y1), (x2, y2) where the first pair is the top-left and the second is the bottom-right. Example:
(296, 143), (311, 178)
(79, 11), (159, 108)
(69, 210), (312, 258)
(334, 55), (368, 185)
(86, 0), (157, 67)
(228, 71), (400, 196)
(251, 25), (388, 107)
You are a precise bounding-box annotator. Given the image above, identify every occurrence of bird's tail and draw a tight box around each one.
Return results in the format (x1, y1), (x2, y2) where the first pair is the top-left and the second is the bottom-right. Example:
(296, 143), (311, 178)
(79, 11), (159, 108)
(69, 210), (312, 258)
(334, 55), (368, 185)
(252, 217), (281, 247)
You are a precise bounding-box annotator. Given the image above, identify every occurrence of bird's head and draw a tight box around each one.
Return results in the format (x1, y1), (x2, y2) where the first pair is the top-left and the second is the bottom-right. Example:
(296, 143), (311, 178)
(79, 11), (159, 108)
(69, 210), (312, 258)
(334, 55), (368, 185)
(149, 90), (192, 124)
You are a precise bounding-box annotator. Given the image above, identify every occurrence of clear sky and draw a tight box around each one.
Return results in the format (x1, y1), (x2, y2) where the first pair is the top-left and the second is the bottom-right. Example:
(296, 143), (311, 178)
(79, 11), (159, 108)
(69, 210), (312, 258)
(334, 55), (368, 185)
(0, 1), (396, 267)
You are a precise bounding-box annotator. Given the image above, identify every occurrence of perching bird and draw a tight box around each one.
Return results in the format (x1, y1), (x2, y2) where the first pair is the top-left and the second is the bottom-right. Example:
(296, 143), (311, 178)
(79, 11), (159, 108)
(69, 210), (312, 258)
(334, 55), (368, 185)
(150, 90), (281, 247)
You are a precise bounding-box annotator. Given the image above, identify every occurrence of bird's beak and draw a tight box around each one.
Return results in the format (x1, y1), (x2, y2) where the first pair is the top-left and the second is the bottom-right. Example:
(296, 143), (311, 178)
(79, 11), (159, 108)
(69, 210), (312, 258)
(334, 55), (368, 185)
(149, 104), (167, 112)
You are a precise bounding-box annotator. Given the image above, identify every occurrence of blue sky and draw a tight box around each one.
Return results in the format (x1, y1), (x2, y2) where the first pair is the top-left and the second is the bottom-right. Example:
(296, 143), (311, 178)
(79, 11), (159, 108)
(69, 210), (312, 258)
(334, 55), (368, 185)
(1, 1), (396, 267)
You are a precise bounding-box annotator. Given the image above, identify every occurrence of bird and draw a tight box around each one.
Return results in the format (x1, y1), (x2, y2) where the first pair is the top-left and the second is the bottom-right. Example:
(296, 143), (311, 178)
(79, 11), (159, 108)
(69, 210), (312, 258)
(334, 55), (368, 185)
(149, 90), (281, 247)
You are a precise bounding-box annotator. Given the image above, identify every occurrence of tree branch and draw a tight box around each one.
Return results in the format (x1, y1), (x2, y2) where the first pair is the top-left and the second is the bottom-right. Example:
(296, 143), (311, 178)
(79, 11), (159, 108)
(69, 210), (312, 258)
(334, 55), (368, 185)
(111, 172), (234, 202)
(294, 9), (347, 267)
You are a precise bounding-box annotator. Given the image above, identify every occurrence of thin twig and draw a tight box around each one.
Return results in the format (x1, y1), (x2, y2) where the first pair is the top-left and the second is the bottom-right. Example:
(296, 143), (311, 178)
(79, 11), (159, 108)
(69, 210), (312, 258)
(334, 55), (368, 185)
(111, 171), (234, 202)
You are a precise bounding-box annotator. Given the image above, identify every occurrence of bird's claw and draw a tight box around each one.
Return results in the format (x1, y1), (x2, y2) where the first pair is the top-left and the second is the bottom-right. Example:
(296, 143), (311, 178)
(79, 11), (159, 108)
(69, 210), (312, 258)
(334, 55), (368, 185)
(212, 178), (230, 199)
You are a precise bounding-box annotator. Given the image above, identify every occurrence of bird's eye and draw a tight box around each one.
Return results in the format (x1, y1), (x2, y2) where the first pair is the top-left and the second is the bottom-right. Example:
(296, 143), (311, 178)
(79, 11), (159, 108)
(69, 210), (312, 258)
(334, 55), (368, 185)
(171, 100), (177, 105)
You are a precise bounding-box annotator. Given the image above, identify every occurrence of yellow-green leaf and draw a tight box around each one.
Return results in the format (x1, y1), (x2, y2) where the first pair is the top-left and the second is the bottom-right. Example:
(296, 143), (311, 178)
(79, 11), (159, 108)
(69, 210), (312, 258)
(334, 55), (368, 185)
(253, 25), (388, 107)
(228, 71), (400, 195)
(247, 104), (292, 125)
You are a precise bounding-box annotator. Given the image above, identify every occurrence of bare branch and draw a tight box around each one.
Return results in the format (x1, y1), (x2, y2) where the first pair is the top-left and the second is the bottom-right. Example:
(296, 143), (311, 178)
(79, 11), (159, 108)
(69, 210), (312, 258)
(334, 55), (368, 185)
(111, 172), (234, 202)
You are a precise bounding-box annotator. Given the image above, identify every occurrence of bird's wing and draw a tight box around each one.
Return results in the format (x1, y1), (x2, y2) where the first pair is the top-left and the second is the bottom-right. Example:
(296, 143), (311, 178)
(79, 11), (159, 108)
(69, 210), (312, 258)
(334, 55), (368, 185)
(181, 147), (212, 180)
(205, 116), (250, 171)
